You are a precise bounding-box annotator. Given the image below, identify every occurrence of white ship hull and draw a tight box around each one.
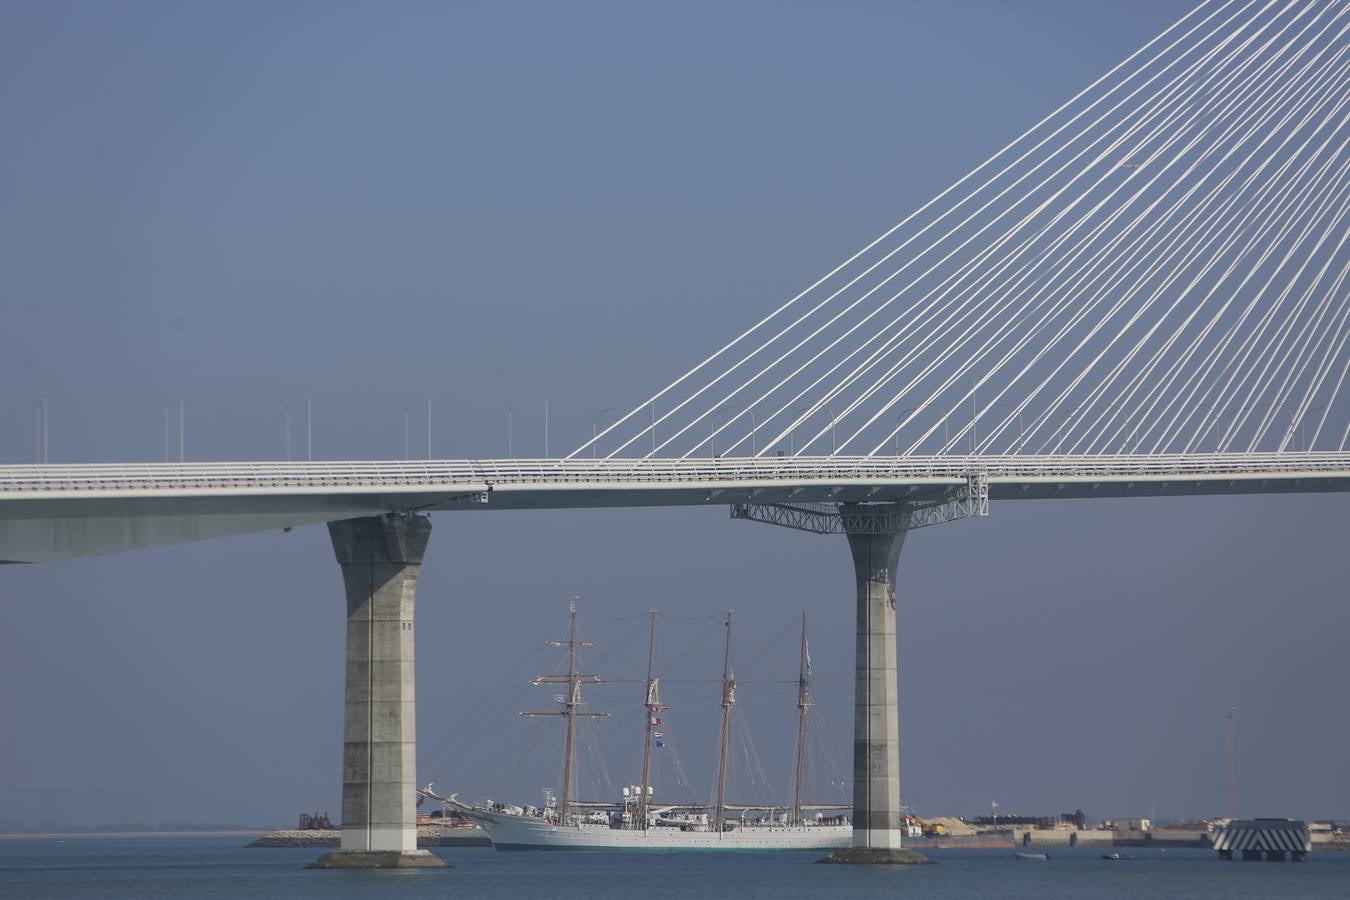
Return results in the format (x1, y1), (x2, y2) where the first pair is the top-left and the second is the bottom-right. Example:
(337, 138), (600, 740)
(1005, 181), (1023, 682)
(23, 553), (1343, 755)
(462, 807), (851, 851)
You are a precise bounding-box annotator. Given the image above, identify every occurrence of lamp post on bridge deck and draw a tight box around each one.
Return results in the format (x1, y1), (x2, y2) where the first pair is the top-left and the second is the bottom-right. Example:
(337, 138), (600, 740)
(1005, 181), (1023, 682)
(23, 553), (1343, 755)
(591, 407), (616, 460)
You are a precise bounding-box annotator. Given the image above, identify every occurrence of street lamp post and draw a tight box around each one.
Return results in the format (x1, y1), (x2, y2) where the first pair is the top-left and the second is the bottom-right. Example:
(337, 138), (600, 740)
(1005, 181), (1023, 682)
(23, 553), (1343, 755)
(1302, 407), (1326, 451)
(1197, 403), (1227, 452)
(790, 407), (810, 455)
(893, 407), (920, 456)
(592, 407), (616, 460)
(786, 404), (838, 455)
(711, 404), (757, 457)
(991, 403), (1025, 453)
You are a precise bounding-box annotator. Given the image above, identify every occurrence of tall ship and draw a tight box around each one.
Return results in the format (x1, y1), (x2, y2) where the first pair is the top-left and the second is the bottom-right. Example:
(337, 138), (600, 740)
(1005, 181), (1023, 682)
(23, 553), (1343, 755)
(426, 603), (850, 850)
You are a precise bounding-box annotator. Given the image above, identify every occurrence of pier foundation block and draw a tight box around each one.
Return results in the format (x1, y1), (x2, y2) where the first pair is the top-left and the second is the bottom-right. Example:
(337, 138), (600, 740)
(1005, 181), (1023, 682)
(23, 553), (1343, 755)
(308, 513), (448, 871)
(819, 503), (931, 866)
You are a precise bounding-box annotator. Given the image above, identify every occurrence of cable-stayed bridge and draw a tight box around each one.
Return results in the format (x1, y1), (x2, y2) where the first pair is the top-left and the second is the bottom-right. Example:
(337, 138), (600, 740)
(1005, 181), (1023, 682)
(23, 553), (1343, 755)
(1, 453), (1347, 562)
(2, 0), (1347, 867)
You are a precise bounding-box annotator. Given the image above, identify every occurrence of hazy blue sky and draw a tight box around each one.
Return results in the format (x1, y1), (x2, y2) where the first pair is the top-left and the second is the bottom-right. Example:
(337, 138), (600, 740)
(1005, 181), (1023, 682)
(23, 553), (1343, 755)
(1, 0), (1346, 829)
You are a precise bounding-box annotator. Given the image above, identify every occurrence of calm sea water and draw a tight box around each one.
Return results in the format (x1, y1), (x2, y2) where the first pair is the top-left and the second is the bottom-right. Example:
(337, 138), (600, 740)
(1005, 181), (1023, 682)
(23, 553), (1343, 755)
(2, 836), (1348, 899)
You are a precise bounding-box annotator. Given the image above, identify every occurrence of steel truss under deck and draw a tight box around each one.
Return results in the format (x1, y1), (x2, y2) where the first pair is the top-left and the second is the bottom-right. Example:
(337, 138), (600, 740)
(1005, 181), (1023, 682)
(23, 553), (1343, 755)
(730, 473), (990, 535)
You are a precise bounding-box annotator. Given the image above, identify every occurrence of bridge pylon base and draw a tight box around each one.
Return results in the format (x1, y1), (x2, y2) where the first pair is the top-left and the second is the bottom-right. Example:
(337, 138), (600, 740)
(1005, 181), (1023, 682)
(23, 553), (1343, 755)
(322, 514), (445, 869)
(817, 846), (934, 865)
(841, 502), (927, 861)
(307, 849), (448, 869)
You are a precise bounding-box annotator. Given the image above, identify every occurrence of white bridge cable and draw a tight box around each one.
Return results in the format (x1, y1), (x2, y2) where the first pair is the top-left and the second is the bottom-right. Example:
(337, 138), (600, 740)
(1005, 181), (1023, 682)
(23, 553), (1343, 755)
(928, 1), (1350, 458)
(1124, 145), (1350, 455)
(888, 1), (1346, 456)
(718, 1), (1290, 459)
(1099, 147), (1350, 455)
(702, 0), (1287, 460)
(1010, 10), (1350, 455)
(779, 23), (1276, 460)
(578, 0), (1348, 459)
(970, 26), (1346, 454)
(1240, 224), (1350, 450)
(1078, 15), (1350, 454)
(1142, 120), (1350, 454)
(569, 0), (1247, 459)
(1281, 265), (1350, 450)
(602, 1), (1263, 464)
(1062, 41), (1350, 454)
(1312, 304), (1350, 449)
(847, 0), (1329, 456)
(896, 0), (1339, 453)
(1119, 73), (1350, 454)
(1177, 135), (1350, 451)
(798, 1), (1332, 457)
(645, 0), (1261, 461)
(666, 3), (1317, 461)
(962, 40), (1348, 457)
(1200, 193), (1350, 453)
(993, 121), (1345, 458)
(875, 18), (1325, 457)
(1203, 166), (1350, 451)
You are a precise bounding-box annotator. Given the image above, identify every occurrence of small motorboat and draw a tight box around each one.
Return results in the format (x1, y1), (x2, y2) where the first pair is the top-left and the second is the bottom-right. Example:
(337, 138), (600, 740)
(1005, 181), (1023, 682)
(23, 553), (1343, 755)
(1014, 851), (1049, 860)
(1102, 852), (1134, 860)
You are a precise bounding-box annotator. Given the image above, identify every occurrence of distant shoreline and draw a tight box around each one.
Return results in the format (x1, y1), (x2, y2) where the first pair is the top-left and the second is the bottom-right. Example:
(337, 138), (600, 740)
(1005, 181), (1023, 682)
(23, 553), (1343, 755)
(0, 830), (269, 840)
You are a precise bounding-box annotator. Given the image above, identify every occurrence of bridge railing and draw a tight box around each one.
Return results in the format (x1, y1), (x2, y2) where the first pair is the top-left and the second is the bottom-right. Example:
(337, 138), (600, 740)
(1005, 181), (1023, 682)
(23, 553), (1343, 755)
(1, 453), (1348, 496)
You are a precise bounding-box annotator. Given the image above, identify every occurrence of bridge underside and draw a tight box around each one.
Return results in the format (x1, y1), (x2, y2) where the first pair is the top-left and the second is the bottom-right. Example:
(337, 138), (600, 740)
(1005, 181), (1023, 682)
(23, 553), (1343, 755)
(0, 456), (1347, 562)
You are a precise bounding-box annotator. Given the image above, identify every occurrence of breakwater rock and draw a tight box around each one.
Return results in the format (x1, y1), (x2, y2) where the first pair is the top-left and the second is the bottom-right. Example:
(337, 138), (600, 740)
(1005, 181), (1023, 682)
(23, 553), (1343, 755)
(248, 825), (490, 848)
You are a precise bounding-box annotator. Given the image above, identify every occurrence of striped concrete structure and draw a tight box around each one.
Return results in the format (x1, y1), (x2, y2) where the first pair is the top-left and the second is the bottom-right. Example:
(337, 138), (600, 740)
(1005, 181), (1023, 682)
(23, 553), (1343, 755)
(1213, 818), (1311, 861)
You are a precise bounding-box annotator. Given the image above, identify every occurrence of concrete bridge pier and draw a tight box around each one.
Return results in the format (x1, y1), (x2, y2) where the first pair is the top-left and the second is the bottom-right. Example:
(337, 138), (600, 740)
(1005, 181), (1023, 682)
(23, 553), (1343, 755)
(308, 513), (447, 869)
(820, 502), (931, 865)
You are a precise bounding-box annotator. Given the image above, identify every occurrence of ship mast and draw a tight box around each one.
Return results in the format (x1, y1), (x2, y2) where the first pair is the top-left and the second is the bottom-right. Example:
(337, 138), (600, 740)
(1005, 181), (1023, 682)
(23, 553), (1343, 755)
(714, 609), (735, 832)
(791, 610), (810, 826)
(637, 608), (663, 830)
(523, 601), (605, 826)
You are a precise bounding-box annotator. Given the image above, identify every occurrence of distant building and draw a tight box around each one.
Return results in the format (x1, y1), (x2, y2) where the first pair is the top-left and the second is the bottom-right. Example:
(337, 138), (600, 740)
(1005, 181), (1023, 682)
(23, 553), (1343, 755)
(1101, 818), (1151, 832)
(1162, 818), (1223, 832)
(965, 809), (1087, 830)
(965, 814), (1057, 828)
(1060, 809), (1087, 830)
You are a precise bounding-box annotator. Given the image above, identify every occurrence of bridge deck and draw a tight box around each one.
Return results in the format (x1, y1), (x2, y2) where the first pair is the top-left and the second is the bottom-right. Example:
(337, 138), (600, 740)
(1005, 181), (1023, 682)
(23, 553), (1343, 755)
(3, 452), (1348, 499)
(1, 454), (1346, 562)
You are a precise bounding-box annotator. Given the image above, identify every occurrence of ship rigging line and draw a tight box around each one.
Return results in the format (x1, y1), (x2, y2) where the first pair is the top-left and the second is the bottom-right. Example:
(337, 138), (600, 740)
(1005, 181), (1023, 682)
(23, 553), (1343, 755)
(489, 717), (557, 800)
(652, 616), (727, 678)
